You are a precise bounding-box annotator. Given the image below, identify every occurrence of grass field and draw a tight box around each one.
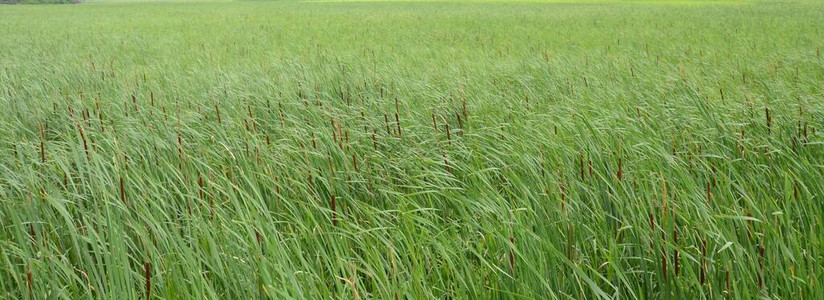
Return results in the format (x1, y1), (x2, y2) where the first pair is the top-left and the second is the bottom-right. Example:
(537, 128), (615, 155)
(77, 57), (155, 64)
(1, 0), (823, 298)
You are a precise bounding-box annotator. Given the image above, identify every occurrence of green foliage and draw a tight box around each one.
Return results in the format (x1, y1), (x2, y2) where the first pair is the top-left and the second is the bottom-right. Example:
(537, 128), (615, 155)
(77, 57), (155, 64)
(0, 0), (822, 298)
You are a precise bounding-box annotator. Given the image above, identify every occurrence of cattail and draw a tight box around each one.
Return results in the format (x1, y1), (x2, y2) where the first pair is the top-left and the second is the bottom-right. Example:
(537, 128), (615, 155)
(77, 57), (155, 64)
(77, 124), (89, 161)
(579, 153), (585, 181)
(700, 238), (707, 285)
(255, 230), (262, 247)
(39, 121), (45, 163)
(331, 195), (338, 226)
(720, 88), (725, 102)
(444, 154), (451, 173)
(765, 107), (771, 134)
(673, 225), (680, 276)
(198, 174), (204, 200)
(661, 247), (667, 281)
(560, 182), (566, 214)
(352, 154), (358, 172)
(706, 182), (712, 202)
(509, 236), (515, 273)
(384, 114), (391, 135)
(794, 180), (799, 200)
(445, 123), (451, 143)
(120, 177), (126, 204)
(432, 113), (438, 131)
(279, 103), (285, 126)
(395, 113), (402, 137)
(725, 267), (730, 293)
(758, 244), (765, 289)
(617, 157), (623, 181)
(144, 262), (151, 299)
(177, 130), (183, 160)
(338, 123), (343, 146)
(27, 265), (32, 297)
(372, 129), (377, 150)
(332, 118), (337, 142)
(661, 175), (668, 220)
(588, 160), (593, 177)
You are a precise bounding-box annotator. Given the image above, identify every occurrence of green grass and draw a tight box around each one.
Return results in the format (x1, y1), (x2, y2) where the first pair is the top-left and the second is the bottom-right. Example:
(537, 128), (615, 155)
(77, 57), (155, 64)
(1, 0), (823, 298)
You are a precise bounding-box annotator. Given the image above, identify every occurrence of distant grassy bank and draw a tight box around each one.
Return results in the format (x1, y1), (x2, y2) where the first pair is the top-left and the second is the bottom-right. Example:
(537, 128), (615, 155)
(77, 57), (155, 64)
(1, 0), (80, 4)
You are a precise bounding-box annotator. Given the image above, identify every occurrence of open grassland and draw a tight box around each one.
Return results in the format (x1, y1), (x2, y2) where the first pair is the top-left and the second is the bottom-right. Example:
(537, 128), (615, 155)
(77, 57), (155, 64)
(1, 0), (823, 298)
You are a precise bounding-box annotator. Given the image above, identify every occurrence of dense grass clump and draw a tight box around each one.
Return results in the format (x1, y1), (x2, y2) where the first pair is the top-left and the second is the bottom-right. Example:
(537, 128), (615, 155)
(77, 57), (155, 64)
(1, 0), (823, 298)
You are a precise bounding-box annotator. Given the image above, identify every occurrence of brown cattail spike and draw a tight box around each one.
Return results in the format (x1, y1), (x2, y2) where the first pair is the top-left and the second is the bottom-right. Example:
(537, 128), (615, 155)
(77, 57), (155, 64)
(145, 262), (151, 299)
(372, 129), (377, 150)
(27, 266), (32, 297)
(617, 157), (623, 181)
(120, 177), (126, 204)
(39, 121), (45, 163)
(758, 244), (765, 289)
(331, 195), (338, 226)
(509, 236), (515, 273)
(395, 113), (402, 137)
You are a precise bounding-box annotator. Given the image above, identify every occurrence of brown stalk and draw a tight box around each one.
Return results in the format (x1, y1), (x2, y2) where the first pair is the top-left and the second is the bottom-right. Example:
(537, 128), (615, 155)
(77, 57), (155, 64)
(145, 262), (151, 299)
(395, 113), (402, 137)
(331, 195), (338, 226)
(372, 129), (377, 150)
(352, 154), (358, 172)
(120, 177), (126, 204)
(39, 121), (45, 163)
(617, 157), (623, 181)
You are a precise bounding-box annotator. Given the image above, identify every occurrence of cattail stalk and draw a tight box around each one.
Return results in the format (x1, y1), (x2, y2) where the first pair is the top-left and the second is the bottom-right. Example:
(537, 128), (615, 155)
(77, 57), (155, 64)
(331, 195), (338, 226)
(617, 157), (623, 181)
(758, 244), (765, 289)
(673, 225), (680, 276)
(77, 124), (89, 161)
(39, 121), (45, 163)
(372, 129), (377, 150)
(509, 236), (515, 273)
(120, 177), (126, 204)
(700, 239), (707, 285)
(145, 262), (151, 299)
(27, 265), (32, 297)
(384, 114), (391, 135)
(352, 154), (358, 172)
(395, 113), (402, 137)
